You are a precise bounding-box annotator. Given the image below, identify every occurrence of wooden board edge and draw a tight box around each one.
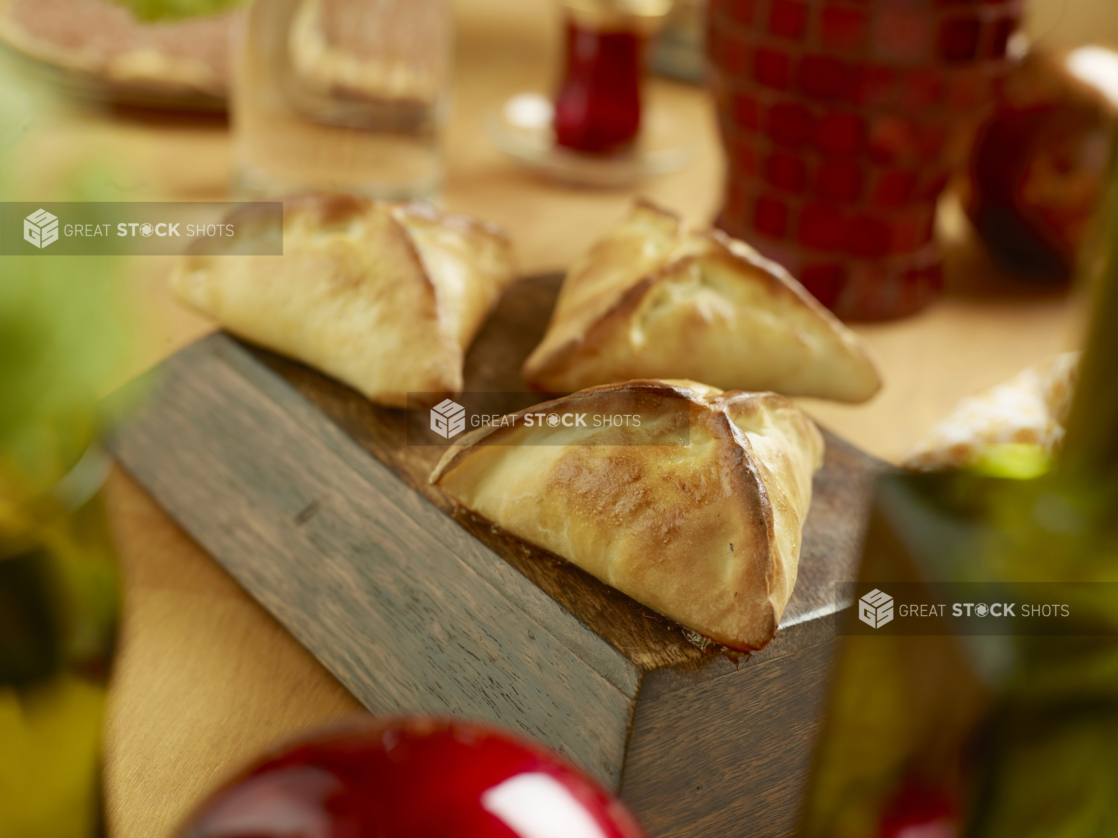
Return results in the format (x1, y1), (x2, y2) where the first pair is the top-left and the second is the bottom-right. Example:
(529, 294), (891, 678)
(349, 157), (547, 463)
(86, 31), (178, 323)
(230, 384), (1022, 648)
(172, 333), (640, 697)
(620, 640), (838, 837)
(108, 334), (642, 786)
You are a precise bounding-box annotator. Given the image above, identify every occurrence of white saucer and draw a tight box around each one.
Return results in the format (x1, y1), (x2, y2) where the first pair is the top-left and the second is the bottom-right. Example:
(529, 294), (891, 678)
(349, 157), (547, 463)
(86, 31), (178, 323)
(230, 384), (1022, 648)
(486, 92), (693, 188)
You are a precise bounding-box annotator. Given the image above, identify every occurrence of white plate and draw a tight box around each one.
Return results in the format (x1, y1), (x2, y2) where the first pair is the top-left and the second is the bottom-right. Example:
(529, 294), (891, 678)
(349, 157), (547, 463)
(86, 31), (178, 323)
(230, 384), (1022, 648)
(486, 92), (692, 188)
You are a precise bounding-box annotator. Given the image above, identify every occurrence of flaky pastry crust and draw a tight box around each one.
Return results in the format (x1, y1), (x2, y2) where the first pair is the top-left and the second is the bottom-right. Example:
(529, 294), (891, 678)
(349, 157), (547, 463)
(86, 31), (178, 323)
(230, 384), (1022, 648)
(431, 379), (825, 651)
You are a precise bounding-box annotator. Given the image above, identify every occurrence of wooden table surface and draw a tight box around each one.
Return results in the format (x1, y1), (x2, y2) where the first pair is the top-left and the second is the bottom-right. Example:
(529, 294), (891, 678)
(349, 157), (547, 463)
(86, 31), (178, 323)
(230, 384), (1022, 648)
(10, 0), (1108, 834)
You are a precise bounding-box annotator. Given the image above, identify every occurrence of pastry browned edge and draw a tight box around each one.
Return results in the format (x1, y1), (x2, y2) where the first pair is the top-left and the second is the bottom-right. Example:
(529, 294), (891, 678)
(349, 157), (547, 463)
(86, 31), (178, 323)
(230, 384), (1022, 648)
(430, 379), (825, 651)
(169, 194), (515, 408)
(523, 199), (882, 403)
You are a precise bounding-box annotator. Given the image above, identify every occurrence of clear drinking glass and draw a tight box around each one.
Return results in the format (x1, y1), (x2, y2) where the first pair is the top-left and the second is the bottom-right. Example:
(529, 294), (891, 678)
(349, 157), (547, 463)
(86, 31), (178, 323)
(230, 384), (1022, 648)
(231, 0), (451, 200)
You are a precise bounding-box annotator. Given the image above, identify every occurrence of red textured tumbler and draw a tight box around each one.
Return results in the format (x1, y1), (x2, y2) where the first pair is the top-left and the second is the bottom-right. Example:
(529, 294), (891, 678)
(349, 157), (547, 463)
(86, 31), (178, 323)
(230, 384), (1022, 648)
(707, 0), (1025, 320)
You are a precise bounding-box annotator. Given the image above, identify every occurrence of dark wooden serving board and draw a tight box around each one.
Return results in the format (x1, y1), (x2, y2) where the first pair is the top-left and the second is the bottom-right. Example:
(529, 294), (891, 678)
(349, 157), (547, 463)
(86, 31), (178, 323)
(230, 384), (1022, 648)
(110, 274), (887, 838)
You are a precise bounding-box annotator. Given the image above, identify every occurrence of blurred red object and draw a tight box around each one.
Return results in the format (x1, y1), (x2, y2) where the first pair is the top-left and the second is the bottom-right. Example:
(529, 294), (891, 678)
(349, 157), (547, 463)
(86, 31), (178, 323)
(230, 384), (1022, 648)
(553, 0), (669, 156)
(706, 0), (1026, 320)
(966, 46), (1118, 282)
(178, 717), (647, 838)
(554, 21), (645, 154)
(878, 781), (958, 838)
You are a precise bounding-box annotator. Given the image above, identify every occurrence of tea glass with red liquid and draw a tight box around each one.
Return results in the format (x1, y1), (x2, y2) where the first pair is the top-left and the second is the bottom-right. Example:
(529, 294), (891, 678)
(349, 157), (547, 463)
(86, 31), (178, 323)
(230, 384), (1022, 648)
(553, 0), (672, 157)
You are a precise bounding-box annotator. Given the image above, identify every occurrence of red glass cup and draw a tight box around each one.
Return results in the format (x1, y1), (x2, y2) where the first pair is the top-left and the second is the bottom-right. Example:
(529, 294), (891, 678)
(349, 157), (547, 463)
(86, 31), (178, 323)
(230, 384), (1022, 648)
(553, 0), (671, 156)
(555, 22), (646, 154)
(707, 0), (1026, 320)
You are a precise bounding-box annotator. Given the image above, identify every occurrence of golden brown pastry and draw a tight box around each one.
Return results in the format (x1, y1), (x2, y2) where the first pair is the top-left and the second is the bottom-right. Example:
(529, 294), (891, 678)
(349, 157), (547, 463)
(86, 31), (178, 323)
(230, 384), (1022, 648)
(522, 200), (882, 403)
(904, 352), (1080, 471)
(430, 380), (825, 650)
(170, 195), (515, 407)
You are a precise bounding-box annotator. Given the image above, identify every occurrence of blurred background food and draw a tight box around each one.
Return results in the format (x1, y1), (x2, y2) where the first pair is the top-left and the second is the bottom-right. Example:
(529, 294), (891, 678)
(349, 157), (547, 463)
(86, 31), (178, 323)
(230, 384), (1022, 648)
(903, 351), (1078, 472)
(0, 0), (236, 109)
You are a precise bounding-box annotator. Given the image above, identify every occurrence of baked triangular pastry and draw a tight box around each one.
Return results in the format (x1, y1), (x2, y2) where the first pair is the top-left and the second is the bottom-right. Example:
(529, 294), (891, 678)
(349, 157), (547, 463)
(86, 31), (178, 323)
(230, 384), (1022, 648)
(170, 195), (514, 408)
(904, 352), (1079, 471)
(522, 200), (881, 403)
(430, 380), (824, 651)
